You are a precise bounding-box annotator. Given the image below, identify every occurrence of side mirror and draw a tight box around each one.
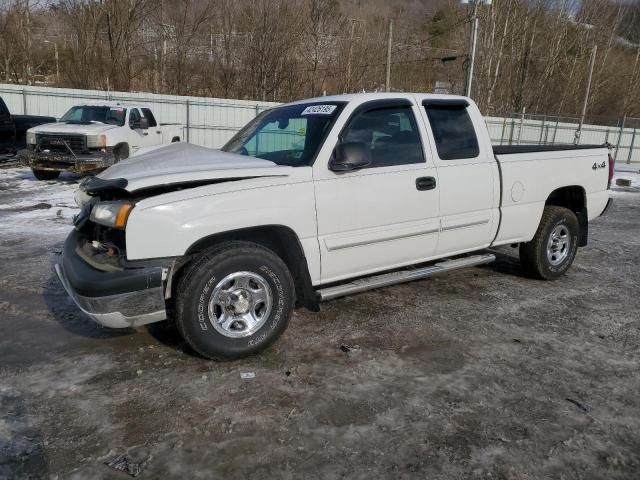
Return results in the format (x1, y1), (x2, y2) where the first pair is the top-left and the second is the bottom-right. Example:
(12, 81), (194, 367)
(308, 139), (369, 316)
(139, 117), (149, 129)
(329, 142), (371, 172)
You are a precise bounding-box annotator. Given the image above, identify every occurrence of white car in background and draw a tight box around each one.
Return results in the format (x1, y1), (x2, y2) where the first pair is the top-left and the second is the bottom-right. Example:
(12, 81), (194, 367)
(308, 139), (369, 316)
(19, 104), (183, 180)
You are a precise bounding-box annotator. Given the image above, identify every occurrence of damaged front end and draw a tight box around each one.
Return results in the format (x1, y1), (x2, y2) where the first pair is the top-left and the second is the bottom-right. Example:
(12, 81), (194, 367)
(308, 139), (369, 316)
(20, 148), (116, 174)
(54, 143), (292, 328)
(56, 176), (173, 328)
(19, 133), (117, 174)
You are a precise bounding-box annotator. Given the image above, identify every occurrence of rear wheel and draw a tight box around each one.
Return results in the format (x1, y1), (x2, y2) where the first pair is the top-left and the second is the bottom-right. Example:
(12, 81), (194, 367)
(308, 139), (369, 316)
(175, 242), (295, 360)
(519, 206), (579, 280)
(31, 169), (60, 181)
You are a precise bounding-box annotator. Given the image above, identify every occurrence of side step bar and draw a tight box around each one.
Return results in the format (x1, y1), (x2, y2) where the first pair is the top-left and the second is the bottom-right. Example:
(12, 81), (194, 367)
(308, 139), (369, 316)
(318, 254), (496, 301)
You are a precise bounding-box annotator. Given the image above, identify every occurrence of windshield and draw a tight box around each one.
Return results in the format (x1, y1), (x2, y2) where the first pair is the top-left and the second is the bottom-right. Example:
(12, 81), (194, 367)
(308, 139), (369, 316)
(60, 106), (127, 126)
(221, 103), (344, 166)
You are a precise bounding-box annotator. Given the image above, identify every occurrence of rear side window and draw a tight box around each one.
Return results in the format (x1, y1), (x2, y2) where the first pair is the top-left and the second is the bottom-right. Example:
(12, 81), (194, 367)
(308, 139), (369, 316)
(424, 105), (479, 160)
(341, 105), (424, 168)
(141, 108), (158, 127)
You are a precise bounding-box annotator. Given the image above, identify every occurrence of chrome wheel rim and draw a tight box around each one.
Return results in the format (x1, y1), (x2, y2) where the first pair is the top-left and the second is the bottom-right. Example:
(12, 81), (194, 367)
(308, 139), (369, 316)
(547, 224), (571, 266)
(208, 271), (273, 338)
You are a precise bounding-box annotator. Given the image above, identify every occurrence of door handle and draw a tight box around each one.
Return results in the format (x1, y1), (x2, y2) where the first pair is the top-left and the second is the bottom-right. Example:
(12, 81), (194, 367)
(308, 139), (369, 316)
(416, 176), (436, 191)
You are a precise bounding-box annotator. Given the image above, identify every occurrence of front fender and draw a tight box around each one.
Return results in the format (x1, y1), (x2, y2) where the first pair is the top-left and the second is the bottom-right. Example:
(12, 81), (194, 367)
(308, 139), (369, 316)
(125, 180), (320, 282)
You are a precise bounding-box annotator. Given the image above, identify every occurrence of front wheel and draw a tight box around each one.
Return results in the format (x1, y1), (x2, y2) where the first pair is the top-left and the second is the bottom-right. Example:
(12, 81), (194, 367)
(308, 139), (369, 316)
(175, 242), (295, 360)
(113, 144), (129, 164)
(519, 206), (579, 280)
(31, 169), (60, 181)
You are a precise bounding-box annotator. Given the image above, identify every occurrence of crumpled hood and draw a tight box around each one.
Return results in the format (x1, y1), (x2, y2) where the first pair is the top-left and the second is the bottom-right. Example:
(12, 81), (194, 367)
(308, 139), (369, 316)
(98, 142), (291, 192)
(28, 122), (119, 135)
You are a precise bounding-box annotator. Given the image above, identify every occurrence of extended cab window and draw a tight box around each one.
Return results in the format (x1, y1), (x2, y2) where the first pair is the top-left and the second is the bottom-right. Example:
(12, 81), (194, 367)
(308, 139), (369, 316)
(424, 104), (479, 160)
(222, 103), (344, 166)
(340, 105), (424, 168)
(141, 108), (158, 127)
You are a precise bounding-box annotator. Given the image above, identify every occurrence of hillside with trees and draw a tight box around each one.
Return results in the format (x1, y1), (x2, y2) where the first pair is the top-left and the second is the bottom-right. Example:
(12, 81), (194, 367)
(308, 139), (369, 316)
(0, 0), (638, 119)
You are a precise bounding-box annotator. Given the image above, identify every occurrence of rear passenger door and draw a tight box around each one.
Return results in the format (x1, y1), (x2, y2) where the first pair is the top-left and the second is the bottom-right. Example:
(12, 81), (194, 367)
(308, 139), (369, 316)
(417, 98), (500, 256)
(313, 99), (440, 284)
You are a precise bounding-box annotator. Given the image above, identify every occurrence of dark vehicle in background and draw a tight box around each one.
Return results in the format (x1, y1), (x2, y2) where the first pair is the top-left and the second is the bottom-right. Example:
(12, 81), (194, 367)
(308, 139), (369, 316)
(0, 96), (57, 157)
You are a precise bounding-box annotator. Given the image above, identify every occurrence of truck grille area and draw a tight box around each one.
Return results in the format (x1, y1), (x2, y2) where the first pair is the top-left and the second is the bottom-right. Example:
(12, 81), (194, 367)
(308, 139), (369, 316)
(36, 134), (86, 153)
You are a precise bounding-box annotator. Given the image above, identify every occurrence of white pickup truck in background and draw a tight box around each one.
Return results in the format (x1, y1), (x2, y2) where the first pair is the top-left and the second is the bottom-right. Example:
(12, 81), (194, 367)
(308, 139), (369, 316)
(19, 104), (183, 180)
(55, 93), (613, 360)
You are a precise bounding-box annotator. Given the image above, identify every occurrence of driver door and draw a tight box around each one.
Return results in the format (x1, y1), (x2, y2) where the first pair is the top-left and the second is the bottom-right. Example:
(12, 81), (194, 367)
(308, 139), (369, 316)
(128, 108), (156, 152)
(313, 99), (440, 284)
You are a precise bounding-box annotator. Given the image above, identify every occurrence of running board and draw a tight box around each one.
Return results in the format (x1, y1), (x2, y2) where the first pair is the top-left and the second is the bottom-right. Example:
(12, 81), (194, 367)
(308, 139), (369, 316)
(318, 254), (496, 301)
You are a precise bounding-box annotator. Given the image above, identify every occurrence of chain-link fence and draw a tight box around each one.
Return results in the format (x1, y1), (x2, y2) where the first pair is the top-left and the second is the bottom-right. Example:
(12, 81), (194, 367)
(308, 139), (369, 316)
(485, 113), (640, 164)
(0, 84), (279, 149)
(2, 83), (639, 163)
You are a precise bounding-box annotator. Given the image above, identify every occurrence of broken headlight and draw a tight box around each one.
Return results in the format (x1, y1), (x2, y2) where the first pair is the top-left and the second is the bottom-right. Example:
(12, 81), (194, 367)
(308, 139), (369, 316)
(86, 134), (107, 148)
(90, 201), (133, 229)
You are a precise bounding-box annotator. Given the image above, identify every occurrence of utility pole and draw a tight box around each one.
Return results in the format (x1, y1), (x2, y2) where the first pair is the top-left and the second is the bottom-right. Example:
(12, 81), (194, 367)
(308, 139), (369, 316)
(25, 0), (32, 85)
(54, 42), (59, 84)
(575, 44), (597, 145)
(464, 0), (480, 98)
(346, 19), (357, 93)
(385, 19), (393, 92)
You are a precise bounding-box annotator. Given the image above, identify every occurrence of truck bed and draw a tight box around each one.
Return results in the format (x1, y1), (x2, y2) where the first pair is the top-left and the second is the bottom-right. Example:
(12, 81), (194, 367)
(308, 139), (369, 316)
(491, 143), (610, 247)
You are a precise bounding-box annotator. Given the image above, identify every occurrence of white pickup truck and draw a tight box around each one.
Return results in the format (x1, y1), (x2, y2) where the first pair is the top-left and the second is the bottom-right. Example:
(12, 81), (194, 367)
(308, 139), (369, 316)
(55, 93), (613, 360)
(19, 103), (182, 180)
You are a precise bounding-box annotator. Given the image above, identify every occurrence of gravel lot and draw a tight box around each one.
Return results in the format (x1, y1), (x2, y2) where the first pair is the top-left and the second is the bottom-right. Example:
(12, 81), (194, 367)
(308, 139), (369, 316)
(1, 162), (639, 479)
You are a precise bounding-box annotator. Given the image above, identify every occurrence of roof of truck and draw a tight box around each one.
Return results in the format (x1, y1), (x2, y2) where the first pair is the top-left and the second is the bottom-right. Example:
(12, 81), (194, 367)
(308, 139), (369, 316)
(286, 92), (470, 106)
(70, 102), (151, 109)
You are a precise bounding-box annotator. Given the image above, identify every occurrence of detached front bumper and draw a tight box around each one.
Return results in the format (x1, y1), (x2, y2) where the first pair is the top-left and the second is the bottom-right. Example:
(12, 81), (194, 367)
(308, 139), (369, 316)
(55, 231), (168, 328)
(19, 148), (115, 174)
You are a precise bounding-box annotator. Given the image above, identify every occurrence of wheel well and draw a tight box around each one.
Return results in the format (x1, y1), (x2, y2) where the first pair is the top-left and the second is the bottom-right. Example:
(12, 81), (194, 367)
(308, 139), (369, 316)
(545, 186), (588, 246)
(171, 136), (180, 142)
(114, 142), (129, 157)
(175, 226), (319, 312)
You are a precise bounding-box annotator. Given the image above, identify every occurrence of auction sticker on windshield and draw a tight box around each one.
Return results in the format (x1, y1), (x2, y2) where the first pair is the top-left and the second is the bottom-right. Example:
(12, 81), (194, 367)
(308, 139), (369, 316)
(301, 105), (337, 115)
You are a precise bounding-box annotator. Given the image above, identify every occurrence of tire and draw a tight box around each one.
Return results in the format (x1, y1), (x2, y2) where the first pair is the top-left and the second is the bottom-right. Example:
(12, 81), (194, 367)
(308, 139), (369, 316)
(31, 169), (60, 181)
(175, 241), (295, 360)
(113, 144), (129, 163)
(519, 206), (579, 280)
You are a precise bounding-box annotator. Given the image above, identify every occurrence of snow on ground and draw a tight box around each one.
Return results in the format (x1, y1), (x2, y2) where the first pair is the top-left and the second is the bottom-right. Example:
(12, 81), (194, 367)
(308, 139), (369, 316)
(612, 164), (640, 196)
(0, 167), (80, 234)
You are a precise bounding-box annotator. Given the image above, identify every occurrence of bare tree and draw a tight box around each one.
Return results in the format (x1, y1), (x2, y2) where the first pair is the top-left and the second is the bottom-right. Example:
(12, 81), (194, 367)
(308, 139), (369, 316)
(0, 0), (638, 118)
